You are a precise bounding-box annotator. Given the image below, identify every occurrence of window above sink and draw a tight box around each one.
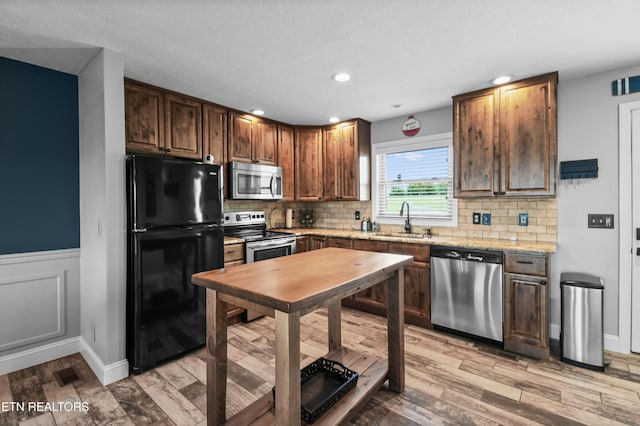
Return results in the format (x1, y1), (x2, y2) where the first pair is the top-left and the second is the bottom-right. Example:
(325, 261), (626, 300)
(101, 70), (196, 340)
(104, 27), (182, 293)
(372, 132), (458, 228)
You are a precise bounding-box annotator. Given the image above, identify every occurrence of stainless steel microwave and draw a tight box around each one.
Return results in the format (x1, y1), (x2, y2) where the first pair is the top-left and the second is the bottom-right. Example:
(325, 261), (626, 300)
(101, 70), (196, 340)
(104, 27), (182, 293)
(228, 162), (283, 200)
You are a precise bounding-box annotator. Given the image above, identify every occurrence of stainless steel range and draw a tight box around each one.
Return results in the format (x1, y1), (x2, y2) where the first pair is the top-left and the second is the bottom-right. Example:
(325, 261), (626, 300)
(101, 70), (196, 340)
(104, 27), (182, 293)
(223, 210), (296, 320)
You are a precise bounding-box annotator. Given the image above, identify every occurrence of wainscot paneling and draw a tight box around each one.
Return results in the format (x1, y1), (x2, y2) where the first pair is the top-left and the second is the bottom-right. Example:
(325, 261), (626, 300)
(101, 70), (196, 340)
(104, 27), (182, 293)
(0, 249), (80, 375)
(0, 270), (66, 351)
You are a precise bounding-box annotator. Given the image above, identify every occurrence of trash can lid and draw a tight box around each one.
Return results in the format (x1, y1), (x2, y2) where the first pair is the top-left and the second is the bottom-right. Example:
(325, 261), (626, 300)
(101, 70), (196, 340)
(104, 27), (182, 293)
(560, 272), (604, 289)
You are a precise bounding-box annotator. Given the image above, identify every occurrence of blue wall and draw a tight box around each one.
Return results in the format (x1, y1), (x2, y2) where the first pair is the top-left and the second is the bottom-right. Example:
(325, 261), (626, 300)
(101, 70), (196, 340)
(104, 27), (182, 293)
(0, 57), (79, 254)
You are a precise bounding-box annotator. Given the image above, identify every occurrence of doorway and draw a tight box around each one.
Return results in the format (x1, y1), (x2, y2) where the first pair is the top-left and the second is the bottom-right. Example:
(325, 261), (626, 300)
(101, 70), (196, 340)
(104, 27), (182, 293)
(619, 100), (640, 353)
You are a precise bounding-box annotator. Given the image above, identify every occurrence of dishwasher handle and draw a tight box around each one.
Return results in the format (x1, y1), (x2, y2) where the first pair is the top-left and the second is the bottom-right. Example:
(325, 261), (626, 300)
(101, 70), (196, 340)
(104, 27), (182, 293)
(466, 254), (484, 262)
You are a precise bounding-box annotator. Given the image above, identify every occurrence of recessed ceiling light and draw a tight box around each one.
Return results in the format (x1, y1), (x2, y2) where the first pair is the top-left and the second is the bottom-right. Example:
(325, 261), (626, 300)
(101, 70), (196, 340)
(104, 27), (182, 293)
(491, 75), (512, 85)
(329, 117), (340, 123)
(331, 73), (351, 82)
(250, 109), (265, 116)
(392, 104), (402, 108)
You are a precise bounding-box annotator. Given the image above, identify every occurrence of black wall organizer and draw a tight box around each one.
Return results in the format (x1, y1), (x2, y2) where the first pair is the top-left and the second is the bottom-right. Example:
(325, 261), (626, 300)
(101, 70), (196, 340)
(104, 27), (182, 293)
(560, 159), (598, 180)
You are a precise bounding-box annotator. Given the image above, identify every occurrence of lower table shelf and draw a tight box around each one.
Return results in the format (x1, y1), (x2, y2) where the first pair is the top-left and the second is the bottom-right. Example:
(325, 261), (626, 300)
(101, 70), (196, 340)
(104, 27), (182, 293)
(225, 347), (389, 426)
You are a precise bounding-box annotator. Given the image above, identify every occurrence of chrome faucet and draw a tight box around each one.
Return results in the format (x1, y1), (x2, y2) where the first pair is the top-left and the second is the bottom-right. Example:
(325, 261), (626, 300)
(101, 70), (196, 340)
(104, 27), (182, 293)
(399, 201), (411, 234)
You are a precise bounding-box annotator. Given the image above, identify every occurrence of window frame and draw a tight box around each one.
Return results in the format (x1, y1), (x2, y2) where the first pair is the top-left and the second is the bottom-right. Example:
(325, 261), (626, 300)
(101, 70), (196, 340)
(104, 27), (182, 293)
(372, 132), (457, 228)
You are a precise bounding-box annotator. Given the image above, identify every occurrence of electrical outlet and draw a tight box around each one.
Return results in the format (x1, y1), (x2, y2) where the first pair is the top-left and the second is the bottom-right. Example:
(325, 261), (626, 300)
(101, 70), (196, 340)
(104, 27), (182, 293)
(519, 213), (529, 226)
(472, 212), (481, 225)
(588, 214), (614, 229)
(482, 213), (491, 225)
(355, 211), (360, 220)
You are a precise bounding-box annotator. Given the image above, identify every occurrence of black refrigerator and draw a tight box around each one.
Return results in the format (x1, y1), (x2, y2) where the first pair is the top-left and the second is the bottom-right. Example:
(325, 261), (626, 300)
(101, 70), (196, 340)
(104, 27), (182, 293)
(126, 154), (224, 374)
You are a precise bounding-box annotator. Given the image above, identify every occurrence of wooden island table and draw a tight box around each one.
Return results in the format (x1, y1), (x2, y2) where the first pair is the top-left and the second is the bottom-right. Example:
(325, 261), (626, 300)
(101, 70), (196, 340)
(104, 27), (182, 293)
(192, 247), (413, 425)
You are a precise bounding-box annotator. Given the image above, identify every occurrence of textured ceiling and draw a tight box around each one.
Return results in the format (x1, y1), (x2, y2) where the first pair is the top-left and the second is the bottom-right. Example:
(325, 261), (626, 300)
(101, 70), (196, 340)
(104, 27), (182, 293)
(2, 0), (640, 125)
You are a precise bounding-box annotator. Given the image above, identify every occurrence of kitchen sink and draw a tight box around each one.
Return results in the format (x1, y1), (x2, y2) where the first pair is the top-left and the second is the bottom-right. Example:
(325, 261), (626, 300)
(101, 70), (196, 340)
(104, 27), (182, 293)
(369, 232), (431, 240)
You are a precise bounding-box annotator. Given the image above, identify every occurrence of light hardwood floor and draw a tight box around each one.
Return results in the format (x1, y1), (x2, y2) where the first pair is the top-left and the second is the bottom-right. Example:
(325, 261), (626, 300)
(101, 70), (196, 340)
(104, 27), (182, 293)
(2, 307), (640, 425)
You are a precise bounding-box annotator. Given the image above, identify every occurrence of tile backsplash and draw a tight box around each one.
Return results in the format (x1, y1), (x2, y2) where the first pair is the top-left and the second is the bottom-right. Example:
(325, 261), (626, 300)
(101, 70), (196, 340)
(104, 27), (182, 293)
(224, 197), (557, 243)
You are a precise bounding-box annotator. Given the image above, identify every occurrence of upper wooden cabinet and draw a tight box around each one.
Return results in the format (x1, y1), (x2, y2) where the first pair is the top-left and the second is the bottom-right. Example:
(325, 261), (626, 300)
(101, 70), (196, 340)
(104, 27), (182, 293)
(202, 103), (227, 165)
(203, 102), (228, 196)
(278, 125), (295, 201)
(164, 93), (202, 159)
(323, 119), (371, 201)
(453, 72), (557, 198)
(124, 81), (164, 154)
(295, 127), (324, 201)
(228, 112), (277, 166)
(125, 80), (203, 160)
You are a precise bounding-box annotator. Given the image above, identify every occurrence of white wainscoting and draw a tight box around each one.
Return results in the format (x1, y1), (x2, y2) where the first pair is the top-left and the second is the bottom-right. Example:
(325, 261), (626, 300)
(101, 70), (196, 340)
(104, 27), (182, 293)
(0, 249), (80, 375)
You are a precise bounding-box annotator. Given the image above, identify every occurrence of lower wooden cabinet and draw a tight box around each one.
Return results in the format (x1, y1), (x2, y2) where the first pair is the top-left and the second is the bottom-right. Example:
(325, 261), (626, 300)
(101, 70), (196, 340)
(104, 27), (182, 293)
(295, 235), (326, 253)
(310, 236), (327, 250)
(503, 252), (549, 358)
(223, 243), (246, 323)
(295, 236), (309, 253)
(326, 236), (353, 249)
(342, 239), (431, 328)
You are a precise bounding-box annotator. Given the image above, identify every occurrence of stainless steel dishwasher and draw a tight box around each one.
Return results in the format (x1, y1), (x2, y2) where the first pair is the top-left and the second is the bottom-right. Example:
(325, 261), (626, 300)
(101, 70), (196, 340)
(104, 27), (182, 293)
(430, 246), (504, 343)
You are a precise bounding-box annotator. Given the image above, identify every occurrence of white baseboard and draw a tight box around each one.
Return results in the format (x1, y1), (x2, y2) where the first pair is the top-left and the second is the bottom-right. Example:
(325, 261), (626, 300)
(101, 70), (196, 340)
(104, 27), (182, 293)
(0, 337), (80, 376)
(79, 337), (129, 385)
(550, 323), (621, 353)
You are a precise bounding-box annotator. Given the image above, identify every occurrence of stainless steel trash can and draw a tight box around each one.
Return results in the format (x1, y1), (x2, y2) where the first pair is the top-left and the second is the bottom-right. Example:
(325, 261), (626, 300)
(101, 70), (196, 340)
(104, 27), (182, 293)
(560, 272), (604, 370)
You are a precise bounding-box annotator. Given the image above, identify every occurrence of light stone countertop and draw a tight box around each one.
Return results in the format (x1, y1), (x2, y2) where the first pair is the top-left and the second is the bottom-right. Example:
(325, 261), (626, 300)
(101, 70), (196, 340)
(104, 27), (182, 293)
(223, 236), (245, 245)
(275, 228), (556, 254)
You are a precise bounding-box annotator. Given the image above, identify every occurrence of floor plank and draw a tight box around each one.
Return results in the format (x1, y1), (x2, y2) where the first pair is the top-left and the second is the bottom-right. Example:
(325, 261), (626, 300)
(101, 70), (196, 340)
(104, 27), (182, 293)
(2, 307), (640, 425)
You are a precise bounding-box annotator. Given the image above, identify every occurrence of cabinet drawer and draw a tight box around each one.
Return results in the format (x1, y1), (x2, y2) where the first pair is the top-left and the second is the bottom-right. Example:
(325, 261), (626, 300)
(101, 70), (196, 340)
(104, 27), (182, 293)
(353, 239), (389, 253)
(326, 237), (353, 249)
(388, 242), (429, 263)
(504, 253), (547, 276)
(224, 244), (244, 263)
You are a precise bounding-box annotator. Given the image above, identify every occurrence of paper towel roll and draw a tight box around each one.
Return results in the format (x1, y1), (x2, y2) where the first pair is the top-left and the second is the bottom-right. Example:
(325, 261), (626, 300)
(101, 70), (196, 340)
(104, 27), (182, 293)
(285, 208), (293, 228)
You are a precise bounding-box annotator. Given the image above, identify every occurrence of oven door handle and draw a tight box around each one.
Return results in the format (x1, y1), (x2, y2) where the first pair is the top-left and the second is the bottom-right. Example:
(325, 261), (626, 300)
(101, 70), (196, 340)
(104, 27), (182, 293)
(247, 238), (296, 249)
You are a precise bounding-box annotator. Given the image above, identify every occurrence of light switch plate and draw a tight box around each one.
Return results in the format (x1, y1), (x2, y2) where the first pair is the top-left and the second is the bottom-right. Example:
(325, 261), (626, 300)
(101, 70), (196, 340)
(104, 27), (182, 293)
(482, 213), (491, 225)
(519, 213), (529, 226)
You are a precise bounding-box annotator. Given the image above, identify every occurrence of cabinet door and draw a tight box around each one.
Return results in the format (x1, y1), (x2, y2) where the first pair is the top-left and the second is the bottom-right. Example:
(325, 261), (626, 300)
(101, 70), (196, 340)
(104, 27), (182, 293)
(453, 88), (500, 197)
(228, 112), (254, 163)
(125, 81), (164, 154)
(278, 126), (295, 201)
(403, 261), (431, 328)
(203, 103), (228, 198)
(309, 236), (326, 250)
(338, 122), (359, 200)
(296, 236), (309, 253)
(323, 126), (340, 200)
(203, 103), (227, 165)
(388, 242), (430, 327)
(326, 237), (352, 249)
(295, 127), (324, 201)
(500, 73), (557, 196)
(164, 93), (202, 159)
(504, 273), (549, 358)
(254, 120), (278, 165)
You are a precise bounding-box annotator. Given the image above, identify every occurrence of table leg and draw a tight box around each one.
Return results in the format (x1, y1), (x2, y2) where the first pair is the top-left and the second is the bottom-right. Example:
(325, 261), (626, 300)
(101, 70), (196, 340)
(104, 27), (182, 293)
(328, 300), (342, 351)
(206, 289), (228, 426)
(274, 310), (301, 426)
(386, 267), (405, 393)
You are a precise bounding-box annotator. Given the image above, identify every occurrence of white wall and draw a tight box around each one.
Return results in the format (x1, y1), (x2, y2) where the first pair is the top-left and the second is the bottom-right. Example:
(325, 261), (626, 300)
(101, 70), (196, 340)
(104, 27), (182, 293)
(78, 48), (128, 384)
(372, 106), (452, 144)
(553, 63), (640, 349)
